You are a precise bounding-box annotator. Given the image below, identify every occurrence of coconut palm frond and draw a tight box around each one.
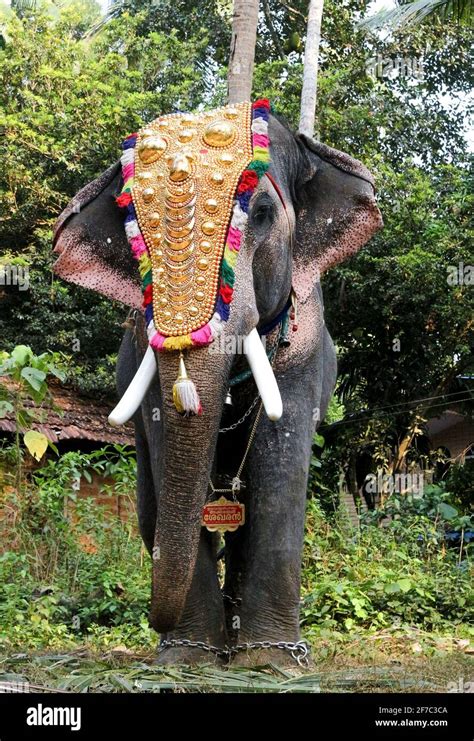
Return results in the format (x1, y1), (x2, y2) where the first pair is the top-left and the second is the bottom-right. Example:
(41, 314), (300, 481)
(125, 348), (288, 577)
(82, 0), (129, 39)
(360, 0), (474, 31)
(11, 0), (38, 13)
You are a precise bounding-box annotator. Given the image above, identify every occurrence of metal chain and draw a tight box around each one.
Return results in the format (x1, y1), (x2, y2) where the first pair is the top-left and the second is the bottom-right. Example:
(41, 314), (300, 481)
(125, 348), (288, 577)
(231, 641), (309, 668)
(158, 639), (225, 657)
(222, 592), (242, 607)
(218, 394), (260, 433)
(158, 638), (309, 667)
(210, 321), (283, 497)
(218, 322), (283, 435)
(209, 401), (263, 498)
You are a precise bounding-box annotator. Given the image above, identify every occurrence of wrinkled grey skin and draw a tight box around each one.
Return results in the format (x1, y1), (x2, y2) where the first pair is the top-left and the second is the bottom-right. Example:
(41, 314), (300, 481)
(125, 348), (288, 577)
(53, 115), (382, 666)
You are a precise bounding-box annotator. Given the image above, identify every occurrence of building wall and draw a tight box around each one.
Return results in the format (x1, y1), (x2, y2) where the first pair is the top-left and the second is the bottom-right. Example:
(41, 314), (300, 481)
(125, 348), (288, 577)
(0, 463), (137, 554)
(71, 472), (136, 523)
(430, 418), (474, 462)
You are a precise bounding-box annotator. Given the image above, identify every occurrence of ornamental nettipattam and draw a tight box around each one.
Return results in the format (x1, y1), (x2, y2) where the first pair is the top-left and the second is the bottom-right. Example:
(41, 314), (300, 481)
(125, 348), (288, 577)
(116, 99), (271, 415)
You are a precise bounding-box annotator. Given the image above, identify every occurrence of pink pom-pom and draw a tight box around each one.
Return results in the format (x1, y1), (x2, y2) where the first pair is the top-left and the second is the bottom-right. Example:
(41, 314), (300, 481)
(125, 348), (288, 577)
(130, 235), (147, 258)
(191, 324), (213, 346)
(150, 332), (166, 350)
(122, 163), (134, 182)
(253, 133), (270, 148)
(227, 226), (242, 251)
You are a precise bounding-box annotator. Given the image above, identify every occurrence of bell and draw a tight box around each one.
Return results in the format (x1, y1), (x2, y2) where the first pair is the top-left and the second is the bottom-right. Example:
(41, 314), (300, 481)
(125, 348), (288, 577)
(225, 389), (233, 406)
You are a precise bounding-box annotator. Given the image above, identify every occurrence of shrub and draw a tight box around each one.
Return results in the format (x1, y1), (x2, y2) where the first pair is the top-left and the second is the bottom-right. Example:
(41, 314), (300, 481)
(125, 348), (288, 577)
(301, 493), (472, 638)
(0, 446), (150, 649)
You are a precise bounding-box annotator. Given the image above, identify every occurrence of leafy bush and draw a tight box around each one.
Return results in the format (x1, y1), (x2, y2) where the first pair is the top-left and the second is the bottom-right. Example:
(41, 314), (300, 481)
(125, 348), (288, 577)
(362, 483), (473, 558)
(444, 460), (474, 514)
(1, 446), (472, 650)
(301, 494), (472, 639)
(0, 446), (151, 649)
(0, 345), (66, 477)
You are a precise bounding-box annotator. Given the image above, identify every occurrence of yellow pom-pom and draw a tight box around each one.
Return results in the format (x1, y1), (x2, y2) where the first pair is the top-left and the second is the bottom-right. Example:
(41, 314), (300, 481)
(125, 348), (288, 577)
(163, 335), (194, 351)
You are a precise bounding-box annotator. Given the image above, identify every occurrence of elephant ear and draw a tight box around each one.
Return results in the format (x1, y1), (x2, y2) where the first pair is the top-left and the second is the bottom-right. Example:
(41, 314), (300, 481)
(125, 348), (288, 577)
(53, 161), (142, 309)
(292, 135), (383, 303)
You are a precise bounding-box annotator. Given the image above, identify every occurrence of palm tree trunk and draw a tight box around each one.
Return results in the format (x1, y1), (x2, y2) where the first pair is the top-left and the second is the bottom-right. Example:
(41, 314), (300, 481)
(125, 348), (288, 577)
(299, 0), (324, 137)
(227, 0), (260, 104)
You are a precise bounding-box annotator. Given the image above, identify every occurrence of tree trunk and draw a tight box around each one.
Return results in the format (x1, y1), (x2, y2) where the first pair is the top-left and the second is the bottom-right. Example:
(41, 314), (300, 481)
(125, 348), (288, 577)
(299, 0), (324, 137)
(227, 0), (260, 104)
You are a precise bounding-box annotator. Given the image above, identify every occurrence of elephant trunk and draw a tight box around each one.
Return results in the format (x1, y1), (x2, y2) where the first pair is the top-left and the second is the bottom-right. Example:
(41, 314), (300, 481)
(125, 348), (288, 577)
(148, 346), (230, 633)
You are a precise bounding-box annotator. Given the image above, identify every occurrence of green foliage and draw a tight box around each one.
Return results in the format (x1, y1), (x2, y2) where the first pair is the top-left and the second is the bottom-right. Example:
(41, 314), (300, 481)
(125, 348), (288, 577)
(0, 344), (64, 408)
(360, 0), (474, 31)
(1, 3), (209, 243)
(0, 345), (65, 477)
(363, 483), (473, 548)
(308, 395), (346, 515)
(444, 460), (474, 513)
(0, 445), (150, 649)
(0, 1), (210, 394)
(329, 163), (473, 404)
(320, 158), (473, 490)
(33, 445), (137, 501)
(302, 495), (472, 639)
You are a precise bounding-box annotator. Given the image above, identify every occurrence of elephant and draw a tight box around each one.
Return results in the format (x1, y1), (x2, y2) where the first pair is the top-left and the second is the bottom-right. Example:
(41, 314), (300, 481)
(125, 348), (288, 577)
(52, 109), (382, 667)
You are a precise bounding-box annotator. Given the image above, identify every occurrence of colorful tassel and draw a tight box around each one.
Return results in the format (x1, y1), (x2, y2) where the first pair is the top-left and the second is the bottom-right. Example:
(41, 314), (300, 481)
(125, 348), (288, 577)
(172, 353), (202, 417)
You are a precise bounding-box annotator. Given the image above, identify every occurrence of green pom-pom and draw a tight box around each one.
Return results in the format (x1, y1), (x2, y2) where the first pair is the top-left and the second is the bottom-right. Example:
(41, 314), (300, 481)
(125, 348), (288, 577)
(142, 270), (152, 287)
(247, 159), (269, 178)
(220, 259), (235, 287)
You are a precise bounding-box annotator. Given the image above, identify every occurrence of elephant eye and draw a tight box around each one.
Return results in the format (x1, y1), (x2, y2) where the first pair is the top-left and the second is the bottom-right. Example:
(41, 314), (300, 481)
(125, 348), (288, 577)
(251, 199), (275, 229)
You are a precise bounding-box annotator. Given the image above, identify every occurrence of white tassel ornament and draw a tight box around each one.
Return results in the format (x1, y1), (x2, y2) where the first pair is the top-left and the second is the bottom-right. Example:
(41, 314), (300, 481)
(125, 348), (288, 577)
(172, 353), (202, 416)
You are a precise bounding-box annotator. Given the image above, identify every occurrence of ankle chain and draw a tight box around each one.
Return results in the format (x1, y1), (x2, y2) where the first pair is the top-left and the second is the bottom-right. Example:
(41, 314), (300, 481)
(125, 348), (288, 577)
(158, 638), (309, 667)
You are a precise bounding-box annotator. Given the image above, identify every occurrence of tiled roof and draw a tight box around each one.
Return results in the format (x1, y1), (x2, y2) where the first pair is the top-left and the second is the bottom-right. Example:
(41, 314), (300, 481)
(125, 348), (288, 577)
(0, 379), (134, 446)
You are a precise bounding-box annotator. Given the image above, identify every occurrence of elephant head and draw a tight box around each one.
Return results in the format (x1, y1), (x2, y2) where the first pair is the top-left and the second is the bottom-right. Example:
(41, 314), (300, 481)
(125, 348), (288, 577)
(53, 104), (382, 634)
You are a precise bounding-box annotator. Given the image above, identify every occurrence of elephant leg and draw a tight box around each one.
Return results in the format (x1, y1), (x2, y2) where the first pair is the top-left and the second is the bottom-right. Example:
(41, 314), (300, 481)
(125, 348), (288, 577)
(155, 529), (228, 665)
(227, 363), (321, 668)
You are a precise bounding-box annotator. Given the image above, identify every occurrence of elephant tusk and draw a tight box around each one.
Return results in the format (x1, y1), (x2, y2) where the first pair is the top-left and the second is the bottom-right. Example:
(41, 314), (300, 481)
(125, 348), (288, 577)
(243, 328), (283, 422)
(108, 346), (157, 427)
